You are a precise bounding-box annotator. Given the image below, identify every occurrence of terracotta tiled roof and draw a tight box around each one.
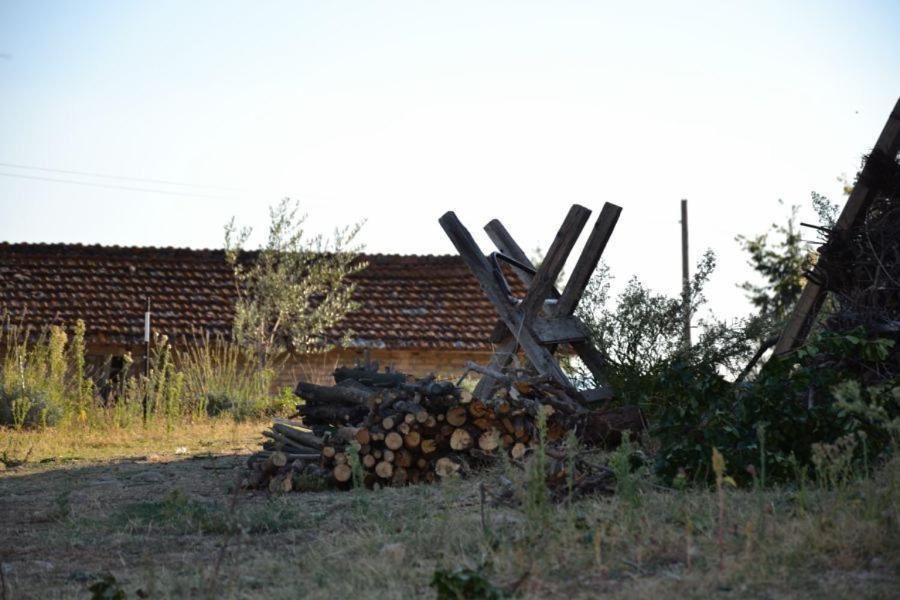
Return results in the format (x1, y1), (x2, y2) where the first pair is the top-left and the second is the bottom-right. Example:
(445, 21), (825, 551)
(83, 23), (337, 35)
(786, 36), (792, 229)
(0, 242), (520, 351)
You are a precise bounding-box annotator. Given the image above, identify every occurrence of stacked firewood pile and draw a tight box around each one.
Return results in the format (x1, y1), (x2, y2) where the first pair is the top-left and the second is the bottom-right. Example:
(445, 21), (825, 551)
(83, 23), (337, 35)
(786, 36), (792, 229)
(243, 364), (645, 493)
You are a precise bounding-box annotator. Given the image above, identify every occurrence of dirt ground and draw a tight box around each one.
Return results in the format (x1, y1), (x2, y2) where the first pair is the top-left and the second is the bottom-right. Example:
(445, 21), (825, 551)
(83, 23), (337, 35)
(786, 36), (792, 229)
(2, 429), (898, 599)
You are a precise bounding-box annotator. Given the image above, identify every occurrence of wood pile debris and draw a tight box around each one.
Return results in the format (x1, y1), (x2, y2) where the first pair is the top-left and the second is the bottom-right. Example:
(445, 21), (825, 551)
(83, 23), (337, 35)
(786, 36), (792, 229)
(242, 364), (645, 493)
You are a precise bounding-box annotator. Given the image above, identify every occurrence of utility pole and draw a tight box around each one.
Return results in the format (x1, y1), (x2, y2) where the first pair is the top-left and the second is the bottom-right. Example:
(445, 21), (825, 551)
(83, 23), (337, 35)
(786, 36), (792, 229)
(680, 199), (691, 350)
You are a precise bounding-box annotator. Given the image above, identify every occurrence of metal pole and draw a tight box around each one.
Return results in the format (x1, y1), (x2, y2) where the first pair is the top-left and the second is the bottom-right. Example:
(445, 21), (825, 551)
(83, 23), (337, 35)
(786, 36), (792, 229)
(680, 199), (691, 350)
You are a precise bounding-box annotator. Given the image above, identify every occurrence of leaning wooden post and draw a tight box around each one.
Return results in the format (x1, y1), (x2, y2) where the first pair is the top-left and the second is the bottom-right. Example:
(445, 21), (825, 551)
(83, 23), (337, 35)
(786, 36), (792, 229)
(439, 211), (573, 388)
(773, 97), (900, 356)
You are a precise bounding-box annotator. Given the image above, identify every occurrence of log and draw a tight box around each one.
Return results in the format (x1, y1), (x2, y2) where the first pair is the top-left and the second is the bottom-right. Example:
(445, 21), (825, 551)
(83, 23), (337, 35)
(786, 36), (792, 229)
(333, 367), (406, 388)
(394, 400), (428, 422)
(450, 428), (473, 451)
(392, 467), (409, 486)
(272, 423), (322, 450)
(295, 403), (366, 425)
(363, 454), (377, 469)
(295, 380), (375, 406)
(381, 413), (400, 430)
(478, 430), (500, 452)
(575, 405), (646, 449)
(375, 461), (394, 479)
(385, 431), (404, 451)
(333, 463), (353, 483)
(395, 449), (414, 468)
(404, 430), (421, 449)
(420, 439), (438, 454)
(510, 442), (527, 460)
(446, 406), (467, 427)
(435, 456), (461, 478)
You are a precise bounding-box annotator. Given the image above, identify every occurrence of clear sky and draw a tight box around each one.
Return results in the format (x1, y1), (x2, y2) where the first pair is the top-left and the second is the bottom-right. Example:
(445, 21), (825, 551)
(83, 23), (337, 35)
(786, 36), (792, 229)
(1, 0), (898, 320)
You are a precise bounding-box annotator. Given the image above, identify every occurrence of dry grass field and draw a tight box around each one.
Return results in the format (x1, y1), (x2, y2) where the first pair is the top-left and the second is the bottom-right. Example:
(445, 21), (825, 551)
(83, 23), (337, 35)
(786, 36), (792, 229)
(1, 421), (898, 599)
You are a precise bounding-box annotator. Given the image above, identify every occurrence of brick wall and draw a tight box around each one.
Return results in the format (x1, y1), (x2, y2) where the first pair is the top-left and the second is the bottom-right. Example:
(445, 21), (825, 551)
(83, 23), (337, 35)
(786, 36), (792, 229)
(273, 348), (493, 388)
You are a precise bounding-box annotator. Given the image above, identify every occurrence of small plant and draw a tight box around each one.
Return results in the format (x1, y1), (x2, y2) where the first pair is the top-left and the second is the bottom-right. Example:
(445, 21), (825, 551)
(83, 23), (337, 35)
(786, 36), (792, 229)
(522, 407), (552, 534)
(87, 573), (125, 600)
(711, 447), (736, 572)
(430, 564), (506, 600)
(610, 432), (640, 508)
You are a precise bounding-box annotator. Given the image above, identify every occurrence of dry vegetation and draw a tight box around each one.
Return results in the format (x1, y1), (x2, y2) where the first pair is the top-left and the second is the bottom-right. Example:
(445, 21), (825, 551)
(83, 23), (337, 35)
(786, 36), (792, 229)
(1, 424), (897, 599)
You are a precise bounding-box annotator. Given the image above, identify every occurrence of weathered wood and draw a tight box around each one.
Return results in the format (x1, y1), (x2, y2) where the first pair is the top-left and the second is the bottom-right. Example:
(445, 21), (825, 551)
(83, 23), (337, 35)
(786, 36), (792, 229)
(530, 316), (589, 344)
(519, 204), (591, 320)
(575, 405), (647, 449)
(435, 456), (462, 478)
(556, 202), (622, 316)
(472, 336), (519, 398)
(445, 406), (468, 427)
(384, 431), (404, 451)
(333, 463), (352, 483)
(333, 366), (406, 388)
(375, 460), (394, 479)
(439, 211), (572, 387)
(450, 427), (473, 450)
(294, 380), (375, 405)
(481, 212), (616, 397)
(774, 97), (900, 355)
(271, 423), (324, 450)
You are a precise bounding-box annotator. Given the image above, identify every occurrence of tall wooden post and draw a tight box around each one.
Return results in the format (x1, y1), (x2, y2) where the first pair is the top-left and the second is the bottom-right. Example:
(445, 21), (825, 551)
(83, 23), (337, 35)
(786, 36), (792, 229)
(680, 199), (691, 349)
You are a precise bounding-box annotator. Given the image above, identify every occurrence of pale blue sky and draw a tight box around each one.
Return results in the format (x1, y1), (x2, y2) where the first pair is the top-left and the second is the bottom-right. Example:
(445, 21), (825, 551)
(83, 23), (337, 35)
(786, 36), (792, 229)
(1, 1), (898, 318)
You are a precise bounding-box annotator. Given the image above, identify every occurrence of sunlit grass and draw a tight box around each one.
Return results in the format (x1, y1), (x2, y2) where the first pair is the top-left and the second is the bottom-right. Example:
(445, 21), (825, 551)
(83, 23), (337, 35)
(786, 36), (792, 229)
(0, 417), (264, 464)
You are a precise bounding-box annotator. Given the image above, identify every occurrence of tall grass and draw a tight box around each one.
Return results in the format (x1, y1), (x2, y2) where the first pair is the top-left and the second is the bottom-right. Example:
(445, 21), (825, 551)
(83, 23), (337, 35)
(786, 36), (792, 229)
(0, 318), (290, 431)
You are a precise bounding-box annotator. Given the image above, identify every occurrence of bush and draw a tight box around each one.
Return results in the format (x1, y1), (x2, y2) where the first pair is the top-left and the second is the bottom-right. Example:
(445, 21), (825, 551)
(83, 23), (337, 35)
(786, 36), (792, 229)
(653, 329), (898, 485)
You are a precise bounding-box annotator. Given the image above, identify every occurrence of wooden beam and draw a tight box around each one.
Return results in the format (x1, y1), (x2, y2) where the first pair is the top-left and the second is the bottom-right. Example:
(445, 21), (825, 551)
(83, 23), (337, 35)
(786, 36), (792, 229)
(482, 213), (614, 392)
(774, 97), (900, 356)
(472, 336), (518, 398)
(519, 204), (592, 320)
(439, 211), (572, 387)
(557, 202), (622, 316)
(485, 219), (532, 268)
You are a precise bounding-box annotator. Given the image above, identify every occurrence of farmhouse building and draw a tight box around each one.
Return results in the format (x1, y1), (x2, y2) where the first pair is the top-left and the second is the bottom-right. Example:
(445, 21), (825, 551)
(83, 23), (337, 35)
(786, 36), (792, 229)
(0, 242), (510, 386)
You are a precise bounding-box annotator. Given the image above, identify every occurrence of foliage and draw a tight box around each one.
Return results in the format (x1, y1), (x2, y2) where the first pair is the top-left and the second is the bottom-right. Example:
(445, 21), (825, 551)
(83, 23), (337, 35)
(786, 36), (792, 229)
(0, 319), (75, 428)
(0, 317), (290, 429)
(573, 252), (763, 401)
(224, 198), (365, 365)
(653, 329), (898, 485)
(431, 564), (507, 600)
(87, 573), (126, 600)
(735, 202), (814, 326)
(176, 333), (279, 421)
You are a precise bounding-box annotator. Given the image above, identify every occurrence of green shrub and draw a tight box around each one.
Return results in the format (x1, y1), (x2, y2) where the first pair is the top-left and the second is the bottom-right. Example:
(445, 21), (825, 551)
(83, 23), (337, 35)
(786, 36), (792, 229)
(653, 329), (898, 485)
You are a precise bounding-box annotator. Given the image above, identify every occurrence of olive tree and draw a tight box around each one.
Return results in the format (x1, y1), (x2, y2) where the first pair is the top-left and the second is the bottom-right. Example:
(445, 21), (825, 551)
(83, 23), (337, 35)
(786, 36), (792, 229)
(224, 199), (365, 366)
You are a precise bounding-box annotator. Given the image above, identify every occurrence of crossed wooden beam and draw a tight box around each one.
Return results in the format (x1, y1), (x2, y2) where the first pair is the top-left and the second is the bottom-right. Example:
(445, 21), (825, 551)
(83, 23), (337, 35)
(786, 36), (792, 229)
(440, 203), (621, 402)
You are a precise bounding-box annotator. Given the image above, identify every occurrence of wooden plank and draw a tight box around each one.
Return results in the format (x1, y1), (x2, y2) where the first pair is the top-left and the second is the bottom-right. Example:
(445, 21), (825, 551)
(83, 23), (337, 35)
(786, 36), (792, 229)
(774, 97), (900, 355)
(472, 336), (518, 398)
(557, 202), (621, 316)
(439, 211), (573, 386)
(519, 204), (591, 320)
(484, 219), (536, 277)
(483, 214), (614, 394)
(531, 316), (588, 345)
(571, 341), (611, 389)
